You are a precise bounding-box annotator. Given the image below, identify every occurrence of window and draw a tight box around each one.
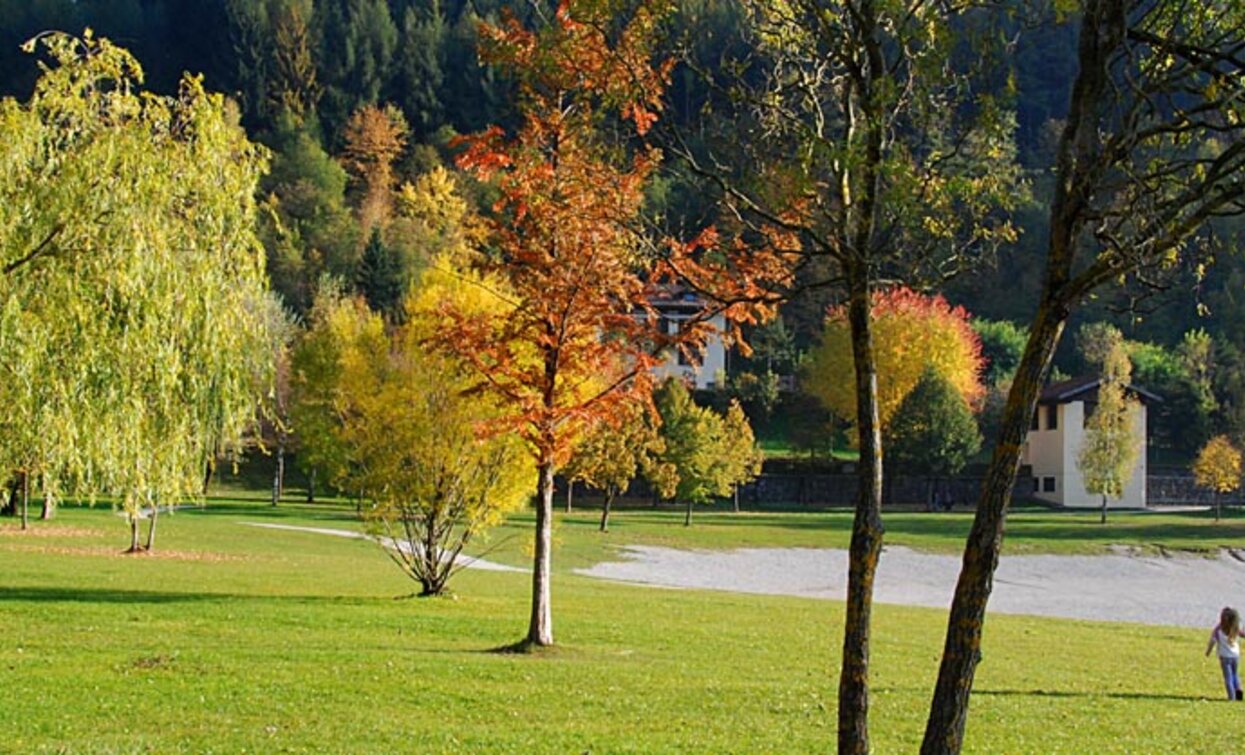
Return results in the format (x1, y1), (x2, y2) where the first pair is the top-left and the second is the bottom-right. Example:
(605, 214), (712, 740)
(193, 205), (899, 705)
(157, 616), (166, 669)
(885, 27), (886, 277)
(1042, 477), (1056, 492)
(1047, 404), (1058, 430)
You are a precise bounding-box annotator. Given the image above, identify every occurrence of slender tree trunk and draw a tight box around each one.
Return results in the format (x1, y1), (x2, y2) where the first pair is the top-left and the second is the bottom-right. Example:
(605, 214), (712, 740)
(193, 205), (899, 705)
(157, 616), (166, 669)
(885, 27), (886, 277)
(684, 499), (693, 527)
(127, 515), (141, 553)
(922, 3), (1126, 748)
(921, 302), (1067, 753)
(733, 483), (740, 513)
(307, 468), (316, 503)
(272, 442), (285, 506)
(599, 488), (615, 532)
(19, 470), (29, 531)
(527, 458), (555, 646)
(1216, 491), (1221, 523)
(566, 481), (573, 513)
(1100, 494), (1107, 525)
(40, 484), (54, 520)
(145, 504), (159, 552)
(202, 459), (214, 495)
(838, 269), (884, 755)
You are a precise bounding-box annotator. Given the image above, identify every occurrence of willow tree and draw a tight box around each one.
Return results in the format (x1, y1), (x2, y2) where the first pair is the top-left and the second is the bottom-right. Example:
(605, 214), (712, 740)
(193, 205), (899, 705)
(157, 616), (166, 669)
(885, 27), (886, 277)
(0, 32), (272, 550)
(924, 2), (1245, 750)
(674, 3), (1022, 749)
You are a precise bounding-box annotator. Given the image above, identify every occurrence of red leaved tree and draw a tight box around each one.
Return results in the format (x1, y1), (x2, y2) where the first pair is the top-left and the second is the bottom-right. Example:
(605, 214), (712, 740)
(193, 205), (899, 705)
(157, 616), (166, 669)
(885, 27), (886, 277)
(437, 0), (787, 649)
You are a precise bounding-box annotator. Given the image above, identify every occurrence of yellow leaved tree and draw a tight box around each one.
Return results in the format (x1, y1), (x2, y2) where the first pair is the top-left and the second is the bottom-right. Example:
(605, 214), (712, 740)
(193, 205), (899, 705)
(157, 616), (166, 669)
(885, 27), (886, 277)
(1193, 435), (1242, 523)
(804, 287), (984, 434)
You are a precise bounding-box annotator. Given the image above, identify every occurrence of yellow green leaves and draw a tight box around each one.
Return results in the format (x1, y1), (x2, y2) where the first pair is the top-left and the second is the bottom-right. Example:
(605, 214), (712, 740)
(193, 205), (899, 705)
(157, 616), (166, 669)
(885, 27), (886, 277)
(1077, 341), (1141, 502)
(0, 32), (271, 529)
(1193, 436), (1243, 495)
(805, 287), (985, 431)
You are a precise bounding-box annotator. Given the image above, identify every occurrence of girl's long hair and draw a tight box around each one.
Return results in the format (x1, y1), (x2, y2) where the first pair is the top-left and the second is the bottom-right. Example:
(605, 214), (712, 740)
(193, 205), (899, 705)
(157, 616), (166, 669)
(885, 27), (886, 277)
(1221, 607), (1241, 638)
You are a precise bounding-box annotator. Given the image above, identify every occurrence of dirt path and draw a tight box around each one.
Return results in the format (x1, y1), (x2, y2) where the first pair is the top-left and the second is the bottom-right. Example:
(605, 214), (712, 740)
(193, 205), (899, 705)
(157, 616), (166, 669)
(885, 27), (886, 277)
(575, 544), (1245, 628)
(240, 522), (523, 573)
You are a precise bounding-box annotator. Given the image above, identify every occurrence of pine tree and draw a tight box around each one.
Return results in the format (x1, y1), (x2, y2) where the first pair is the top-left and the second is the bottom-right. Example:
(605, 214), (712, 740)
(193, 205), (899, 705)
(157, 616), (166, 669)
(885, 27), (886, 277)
(356, 227), (403, 319)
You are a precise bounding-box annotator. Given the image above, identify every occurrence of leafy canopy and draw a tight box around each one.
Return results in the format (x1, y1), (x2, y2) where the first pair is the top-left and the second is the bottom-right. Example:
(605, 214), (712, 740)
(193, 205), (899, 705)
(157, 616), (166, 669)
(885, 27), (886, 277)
(805, 287), (984, 430)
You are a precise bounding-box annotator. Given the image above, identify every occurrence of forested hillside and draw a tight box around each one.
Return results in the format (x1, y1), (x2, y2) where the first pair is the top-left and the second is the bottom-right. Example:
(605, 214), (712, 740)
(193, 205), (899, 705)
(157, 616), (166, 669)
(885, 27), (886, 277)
(2, 0), (1242, 461)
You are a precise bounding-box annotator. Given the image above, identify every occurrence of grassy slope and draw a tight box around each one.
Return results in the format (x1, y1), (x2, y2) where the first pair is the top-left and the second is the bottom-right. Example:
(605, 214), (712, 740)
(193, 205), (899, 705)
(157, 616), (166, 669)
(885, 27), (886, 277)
(0, 500), (1238, 753)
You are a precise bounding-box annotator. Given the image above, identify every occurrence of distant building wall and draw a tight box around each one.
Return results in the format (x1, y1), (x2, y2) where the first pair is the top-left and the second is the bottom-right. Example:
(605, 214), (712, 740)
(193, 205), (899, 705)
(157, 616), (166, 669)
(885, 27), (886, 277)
(651, 311), (726, 390)
(1024, 400), (1147, 508)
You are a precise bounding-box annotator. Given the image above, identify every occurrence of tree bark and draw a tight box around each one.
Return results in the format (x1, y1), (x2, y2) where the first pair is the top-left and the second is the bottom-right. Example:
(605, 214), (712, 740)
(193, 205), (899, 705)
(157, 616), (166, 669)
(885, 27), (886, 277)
(40, 485), (54, 520)
(19, 470), (29, 531)
(127, 515), (141, 553)
(1100, 494), (1107, 525)
(922, 3), (1126, 749)
(566, 481), (573, 513)
(272, 442), (285, 506)
(599, 489), (615, 532)
(527, 457), (555, 646)
(202, 459), (215, 496)
(733, 483), (740, 513)
(307, 468), (316, 503)
(145, 504), (159, 552)
(684, 499), (693, 527)
(921, 301), (1067, 753)
(838, 269), (884, 755)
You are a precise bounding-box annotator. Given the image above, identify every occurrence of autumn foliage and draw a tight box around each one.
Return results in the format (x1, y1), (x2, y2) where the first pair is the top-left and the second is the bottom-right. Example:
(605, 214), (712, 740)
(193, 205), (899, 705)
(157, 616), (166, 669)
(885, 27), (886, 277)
(434, 0), (788, 647)
(805, 287), (984, 431)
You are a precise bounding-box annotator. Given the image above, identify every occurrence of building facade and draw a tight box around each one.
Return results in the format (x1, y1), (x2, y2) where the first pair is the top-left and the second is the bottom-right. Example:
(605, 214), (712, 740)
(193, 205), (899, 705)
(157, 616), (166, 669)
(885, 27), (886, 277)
(1022, 375), (1158, 509)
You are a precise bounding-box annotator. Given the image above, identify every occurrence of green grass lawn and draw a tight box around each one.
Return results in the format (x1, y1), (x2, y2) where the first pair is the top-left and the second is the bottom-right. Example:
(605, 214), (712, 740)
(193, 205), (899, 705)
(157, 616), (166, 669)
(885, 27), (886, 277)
(0, 499), (1239, 752)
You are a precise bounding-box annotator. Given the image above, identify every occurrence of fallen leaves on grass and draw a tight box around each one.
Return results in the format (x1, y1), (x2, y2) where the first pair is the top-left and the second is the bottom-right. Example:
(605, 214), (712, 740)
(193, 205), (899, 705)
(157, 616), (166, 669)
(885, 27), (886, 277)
(0, 524), (106, 538)
(0, 543), (246, 561)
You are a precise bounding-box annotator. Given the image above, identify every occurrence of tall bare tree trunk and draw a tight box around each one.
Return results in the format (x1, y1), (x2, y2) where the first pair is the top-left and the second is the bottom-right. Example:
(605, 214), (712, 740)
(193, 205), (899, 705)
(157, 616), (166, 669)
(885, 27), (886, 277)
(838, 270), (884, 755)
(922, 302), (1066, 753)
(527, 457), (555, 646)
(922, 3), (1126, 748)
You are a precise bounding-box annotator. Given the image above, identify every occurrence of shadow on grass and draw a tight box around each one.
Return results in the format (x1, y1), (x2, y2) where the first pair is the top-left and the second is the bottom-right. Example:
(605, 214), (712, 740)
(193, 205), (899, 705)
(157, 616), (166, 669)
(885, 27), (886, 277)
(0, 586), (382, 606)
(977, 688), (1210, 703)
(183, 502), (361, 524)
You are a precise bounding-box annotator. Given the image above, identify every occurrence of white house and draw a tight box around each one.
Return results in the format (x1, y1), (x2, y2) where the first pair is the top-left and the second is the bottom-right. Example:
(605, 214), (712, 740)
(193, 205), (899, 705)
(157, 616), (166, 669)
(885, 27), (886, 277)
(648, 288), (727, 390)
(1022, 375), (1159, 509)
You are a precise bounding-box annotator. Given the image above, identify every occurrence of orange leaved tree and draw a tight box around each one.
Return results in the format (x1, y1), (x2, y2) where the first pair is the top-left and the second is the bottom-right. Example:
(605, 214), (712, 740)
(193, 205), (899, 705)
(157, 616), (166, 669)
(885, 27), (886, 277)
(437, 0), (784, 648)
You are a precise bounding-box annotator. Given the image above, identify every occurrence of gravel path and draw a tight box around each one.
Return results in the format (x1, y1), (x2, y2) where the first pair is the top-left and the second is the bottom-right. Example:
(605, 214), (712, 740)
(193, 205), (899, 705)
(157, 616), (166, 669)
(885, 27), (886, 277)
(240, 522), (523, 573)
(575, 545), (1245, 628)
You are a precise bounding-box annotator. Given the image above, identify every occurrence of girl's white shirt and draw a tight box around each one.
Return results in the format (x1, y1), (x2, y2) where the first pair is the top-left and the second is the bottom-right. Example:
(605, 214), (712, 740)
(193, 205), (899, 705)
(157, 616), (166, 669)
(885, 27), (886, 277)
(1211, 627), (1241, 659)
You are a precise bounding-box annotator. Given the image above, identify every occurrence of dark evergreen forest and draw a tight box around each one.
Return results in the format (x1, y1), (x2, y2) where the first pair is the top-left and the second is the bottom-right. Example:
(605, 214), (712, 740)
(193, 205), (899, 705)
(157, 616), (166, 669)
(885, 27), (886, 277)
(2, 0), (1242, 462)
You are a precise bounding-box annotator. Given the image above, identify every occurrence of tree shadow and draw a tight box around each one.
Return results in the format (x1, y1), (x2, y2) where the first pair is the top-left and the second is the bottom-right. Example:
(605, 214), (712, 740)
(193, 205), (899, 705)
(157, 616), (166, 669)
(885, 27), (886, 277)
(0, 586), (379, 606)
(977, 688), (1210, 703)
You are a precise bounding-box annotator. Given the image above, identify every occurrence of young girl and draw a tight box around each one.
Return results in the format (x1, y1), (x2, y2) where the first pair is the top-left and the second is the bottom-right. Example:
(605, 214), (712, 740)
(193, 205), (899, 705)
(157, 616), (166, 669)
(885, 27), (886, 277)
(1206, 607), (1242, 700)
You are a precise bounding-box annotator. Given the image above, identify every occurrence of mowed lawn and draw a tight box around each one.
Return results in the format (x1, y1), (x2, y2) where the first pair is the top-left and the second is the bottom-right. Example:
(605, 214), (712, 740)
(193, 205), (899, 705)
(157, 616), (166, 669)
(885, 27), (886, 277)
(0, 499), (1240, 753)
